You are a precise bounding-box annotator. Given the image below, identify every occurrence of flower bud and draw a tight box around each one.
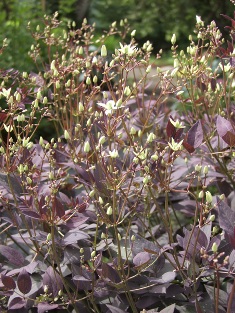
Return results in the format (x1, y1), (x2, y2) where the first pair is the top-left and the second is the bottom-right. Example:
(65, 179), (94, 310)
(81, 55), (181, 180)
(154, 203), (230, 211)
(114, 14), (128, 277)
(89, 189), (95, 197)
(64, 130), (70, 140)
(209, 214), (215, 222)
(198, 190), (204, 199)
(99, 196), (104, 204)
(195, 164), (202, 172)
(124, 86), (131, 96)
(91, 251), (96, 258)
(107, 206), (112, 215)
(86, 77), (91, 85)
(78, 102), (84, 112)
(101, 45), (107, 57)
(212, 242), (218, 253)
(203, 165), (209, 175)
(99, 135), (106, 145)
(130, 127), (136, 135)
(84, 141), (91, 153)
(171, 33), (176, 45)
(131, 29), (136, 37)
(93, 75), (98, 84)
(131, 235), (135, 241)
(206, 191), (213, 203)
(43, 96), (48, 104)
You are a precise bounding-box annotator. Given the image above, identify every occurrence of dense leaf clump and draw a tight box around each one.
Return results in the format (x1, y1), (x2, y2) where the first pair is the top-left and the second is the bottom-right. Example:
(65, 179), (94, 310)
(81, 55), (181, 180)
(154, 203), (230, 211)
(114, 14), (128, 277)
(1, 8), (235, 313)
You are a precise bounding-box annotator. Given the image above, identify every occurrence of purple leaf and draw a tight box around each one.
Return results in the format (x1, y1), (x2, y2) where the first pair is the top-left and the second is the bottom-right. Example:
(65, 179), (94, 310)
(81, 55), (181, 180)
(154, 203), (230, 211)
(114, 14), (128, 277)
(1, 274), (16, 289)
(37, 302), (59, 313)
(62, 230), (89, 246)
(17, 268), (32, 294)
(166, 117), (176, 138)
(43, 266), (63, 297)
(66, 215), (89, 229)
(160, 304), (175, 313)
(218, 199), (235, 238)
(106, 304), (127, 313)
(216, 115), (235, 146)
(205, 285), (228, 307)
(8, 297), (26, 309)
(0, 245), (24, 267)
(157, 271), (176, 283)
(101, 263), (121, 283)
(182, 227), (208, 260)
(21, 210), (41, 219)
(133, 252), (151, 268)
(73, 275), (92, 290)
(184, 120), (203, 151)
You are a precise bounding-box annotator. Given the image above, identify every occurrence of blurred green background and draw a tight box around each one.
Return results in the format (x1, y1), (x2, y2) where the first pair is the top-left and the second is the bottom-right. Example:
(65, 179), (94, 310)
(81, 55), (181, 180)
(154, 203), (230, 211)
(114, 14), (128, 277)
(0, 0), (234, 72)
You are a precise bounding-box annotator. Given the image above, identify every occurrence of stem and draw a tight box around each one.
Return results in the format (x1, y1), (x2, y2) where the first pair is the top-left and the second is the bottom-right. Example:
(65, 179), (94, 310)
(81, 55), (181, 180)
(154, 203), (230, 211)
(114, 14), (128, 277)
(227, 276), (235, 313)
(215, 269), (220, 313)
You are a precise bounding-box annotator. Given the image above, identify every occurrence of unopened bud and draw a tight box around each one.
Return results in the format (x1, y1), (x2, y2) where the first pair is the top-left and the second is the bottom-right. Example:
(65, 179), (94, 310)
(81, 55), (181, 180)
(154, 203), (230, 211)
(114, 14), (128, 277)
(101, 45), (107, 57)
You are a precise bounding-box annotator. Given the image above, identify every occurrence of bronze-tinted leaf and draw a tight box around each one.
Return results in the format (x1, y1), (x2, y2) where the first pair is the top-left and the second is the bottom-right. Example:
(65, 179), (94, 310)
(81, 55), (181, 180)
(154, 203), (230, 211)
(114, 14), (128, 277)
(1, 274), (16, 289)
(17, 268), (32, 294)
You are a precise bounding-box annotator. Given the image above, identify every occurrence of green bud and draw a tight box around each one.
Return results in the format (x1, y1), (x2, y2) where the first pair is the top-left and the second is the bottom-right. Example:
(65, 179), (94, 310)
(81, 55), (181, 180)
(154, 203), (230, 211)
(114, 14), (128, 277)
(93, 75), (98, 84)
(86, 118), (91, 127)
(39, 136), (44, 146)
(26, 177), (32, 184)
(78, 102), (84, 112)
(44, 143), (50, 151)
(147, 132), (156, 143)
(78, 46), (83, 55)
(195, 164), (202, 172)
(198, 190), (204, 199)
(146, 65), (152, 74)
(206, 191), (213, 203)
(99, 135), (106, 145)
(64, 130), (70, 140)
(124, 86), (131, 96)
(212, 242), (218, 253)
(43, 96), (48, 104)
(209, 214), (215, 222)
(18, 164), (24, 174)
(89, 189), (95, 197)
(91, 251), (96, 258)
(98, 196), (104, 204)
(55, 81), (60, 89)
(131, 235), (135, 241)
(86, 77), (91, 85)
(107, 206), (113, 215)
(16, 92), (21, 102)
(101, 45), (107, 57)
(101, 232), (106, 239)
(131, 29), (136, 37)
(171, 33), (176, 45)
(49, 172), (54, 180)
(203, 166), (209, 175)
(219, 194), (225, 200)
(46, 233), (52, 241)
(84, 141), (91, 153)
(130, 127), (137, 135)
(36, 90), (42, 99)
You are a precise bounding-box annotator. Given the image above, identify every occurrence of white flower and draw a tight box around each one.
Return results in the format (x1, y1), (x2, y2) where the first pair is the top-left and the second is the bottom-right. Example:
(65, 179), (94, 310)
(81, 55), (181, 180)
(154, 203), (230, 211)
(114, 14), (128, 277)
(109, 149), (119, 158)
(170, 118), (185, 129)
(118, 43), (137, 57)
(97, 100), (123, 116)
(0, 88), (11, 99)
(168, 138), (183, 151)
